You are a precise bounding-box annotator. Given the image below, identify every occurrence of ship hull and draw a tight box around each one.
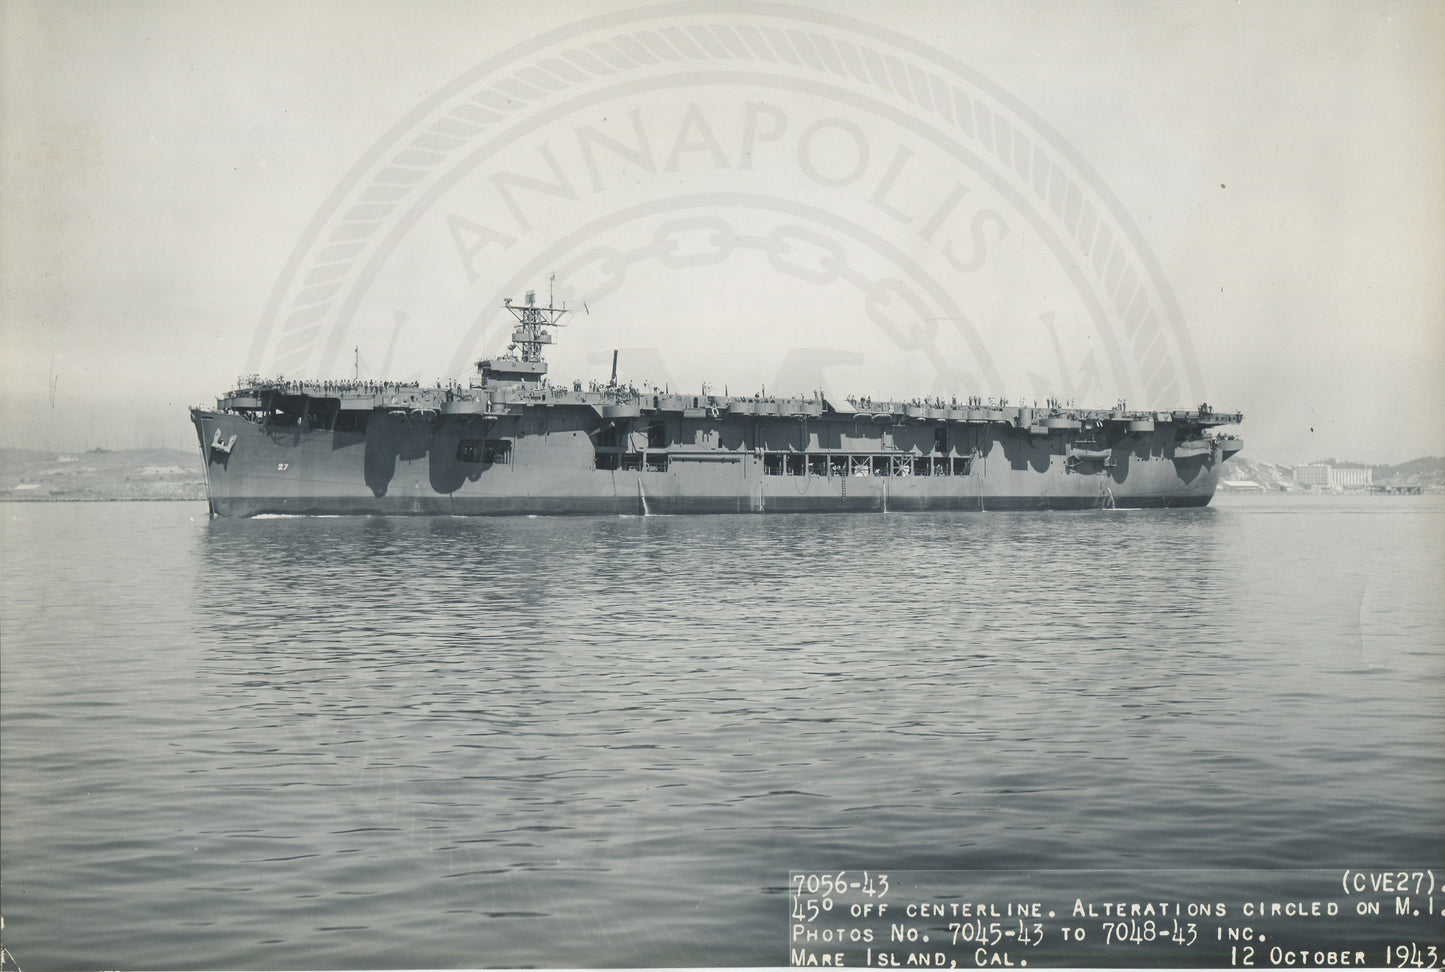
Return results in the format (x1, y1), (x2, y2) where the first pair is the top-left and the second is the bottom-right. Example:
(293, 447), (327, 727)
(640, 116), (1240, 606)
(192, 407), (1225, 518)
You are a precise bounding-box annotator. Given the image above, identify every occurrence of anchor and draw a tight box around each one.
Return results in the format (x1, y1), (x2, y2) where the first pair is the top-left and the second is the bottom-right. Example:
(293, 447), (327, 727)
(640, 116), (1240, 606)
(209, 429), (238, 455)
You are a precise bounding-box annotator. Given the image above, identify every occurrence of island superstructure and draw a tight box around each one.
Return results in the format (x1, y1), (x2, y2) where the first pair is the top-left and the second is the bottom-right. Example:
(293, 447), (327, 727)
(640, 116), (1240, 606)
(191, 290), (1242, 517)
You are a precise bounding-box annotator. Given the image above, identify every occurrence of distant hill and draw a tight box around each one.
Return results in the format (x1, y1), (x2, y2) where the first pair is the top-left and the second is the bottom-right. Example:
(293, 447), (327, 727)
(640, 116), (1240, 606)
(1217, 456), (1297, 491)
(0, 447), (207, 501)
(1373, 456), (1445, 488)
(1220, 455), (1445, 491)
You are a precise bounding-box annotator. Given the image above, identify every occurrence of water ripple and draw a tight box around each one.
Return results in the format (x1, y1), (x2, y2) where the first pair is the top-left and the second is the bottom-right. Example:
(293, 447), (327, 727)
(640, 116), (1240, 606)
(1, 496), (1441, 967)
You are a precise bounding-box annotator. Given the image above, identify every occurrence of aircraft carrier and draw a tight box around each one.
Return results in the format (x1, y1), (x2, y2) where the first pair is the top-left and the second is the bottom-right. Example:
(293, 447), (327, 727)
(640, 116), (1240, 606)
(191, 290), (1242, 517)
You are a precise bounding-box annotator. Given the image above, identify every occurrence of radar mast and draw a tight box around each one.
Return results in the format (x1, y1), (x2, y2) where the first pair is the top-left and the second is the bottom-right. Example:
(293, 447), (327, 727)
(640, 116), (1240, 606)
(476, 276), (571, 385)
(503, 276), (569, 365)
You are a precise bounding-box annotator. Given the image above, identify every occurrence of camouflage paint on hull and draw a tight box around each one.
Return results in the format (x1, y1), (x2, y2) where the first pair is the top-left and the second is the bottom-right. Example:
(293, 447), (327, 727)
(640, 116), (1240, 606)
(192, 405), (1229, 518)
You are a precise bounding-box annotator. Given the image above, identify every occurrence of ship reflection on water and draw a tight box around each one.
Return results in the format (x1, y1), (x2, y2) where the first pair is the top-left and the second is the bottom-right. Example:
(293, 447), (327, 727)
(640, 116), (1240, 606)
(3, 499), (1438, 969)
(189, 509), (1256, 964)
(183, 502), (1442, 967)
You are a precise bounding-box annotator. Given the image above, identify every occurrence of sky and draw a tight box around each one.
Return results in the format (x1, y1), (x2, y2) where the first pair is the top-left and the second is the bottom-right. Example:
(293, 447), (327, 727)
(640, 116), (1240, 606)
(2, 0), (1442, 465)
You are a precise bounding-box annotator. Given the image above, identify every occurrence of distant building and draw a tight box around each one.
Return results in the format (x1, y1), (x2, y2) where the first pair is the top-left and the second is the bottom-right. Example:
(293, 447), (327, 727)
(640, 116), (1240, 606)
(1330, 467), (1372, 487)
(1293, 464), (1372, 488)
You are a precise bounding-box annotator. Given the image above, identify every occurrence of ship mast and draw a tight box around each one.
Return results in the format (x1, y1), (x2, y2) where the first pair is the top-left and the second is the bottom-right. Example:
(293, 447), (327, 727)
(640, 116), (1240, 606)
(503, 279), (569, 366)
(477, 277), (571, 385)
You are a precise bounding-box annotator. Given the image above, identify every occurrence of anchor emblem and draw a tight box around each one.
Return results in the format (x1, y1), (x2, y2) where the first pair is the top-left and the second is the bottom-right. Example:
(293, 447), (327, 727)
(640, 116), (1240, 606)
(209, 429), (238, 455)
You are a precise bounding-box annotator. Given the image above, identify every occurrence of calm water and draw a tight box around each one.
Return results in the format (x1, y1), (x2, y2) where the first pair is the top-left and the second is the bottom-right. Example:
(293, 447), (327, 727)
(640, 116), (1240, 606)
(2, 495), (1442, 968)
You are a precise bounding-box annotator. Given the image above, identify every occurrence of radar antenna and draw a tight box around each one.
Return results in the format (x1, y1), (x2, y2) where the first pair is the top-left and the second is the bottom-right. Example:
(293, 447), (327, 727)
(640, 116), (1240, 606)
(503, 281), (569, 365)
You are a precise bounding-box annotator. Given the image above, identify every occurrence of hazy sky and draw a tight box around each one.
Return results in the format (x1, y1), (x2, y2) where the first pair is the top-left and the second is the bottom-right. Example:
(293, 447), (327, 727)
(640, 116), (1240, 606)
(3, 0), (1442, 465)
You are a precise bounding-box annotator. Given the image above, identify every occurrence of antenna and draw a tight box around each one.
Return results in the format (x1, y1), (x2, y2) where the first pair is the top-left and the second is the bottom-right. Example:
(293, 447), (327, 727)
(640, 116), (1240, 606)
(502, 284), (570, 365)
